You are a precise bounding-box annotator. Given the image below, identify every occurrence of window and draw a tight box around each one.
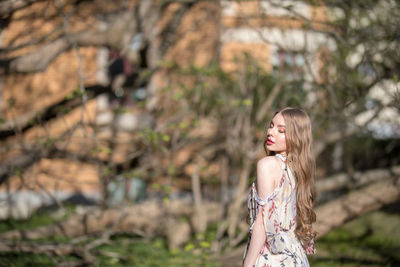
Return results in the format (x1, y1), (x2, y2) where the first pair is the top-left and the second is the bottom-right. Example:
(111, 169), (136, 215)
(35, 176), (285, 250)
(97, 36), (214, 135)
(271, 49), (306, 81)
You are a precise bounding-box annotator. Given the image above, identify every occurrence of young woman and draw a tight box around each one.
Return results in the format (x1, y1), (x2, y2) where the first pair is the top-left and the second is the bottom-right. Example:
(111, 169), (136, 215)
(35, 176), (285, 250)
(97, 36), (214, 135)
(243, 107), (316, 267)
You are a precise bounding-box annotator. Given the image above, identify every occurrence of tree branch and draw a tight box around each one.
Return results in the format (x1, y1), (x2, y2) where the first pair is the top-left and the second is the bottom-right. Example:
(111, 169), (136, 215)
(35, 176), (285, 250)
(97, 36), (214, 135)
(0, 9), (137, 74)
(0, 85), (108, 135)
(0, 0), (46, 17)
(316, 165), (400, 202)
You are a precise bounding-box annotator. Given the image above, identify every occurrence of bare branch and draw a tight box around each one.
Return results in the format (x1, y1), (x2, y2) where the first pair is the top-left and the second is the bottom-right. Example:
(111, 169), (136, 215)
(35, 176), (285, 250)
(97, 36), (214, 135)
(0, 0), (46, 16)
(1, 30), (108, 74)
(256, 83), (282, 123)
(314, 126), (360, 156)
(316, 165), (400, 200)
(0, 9), (137, 74)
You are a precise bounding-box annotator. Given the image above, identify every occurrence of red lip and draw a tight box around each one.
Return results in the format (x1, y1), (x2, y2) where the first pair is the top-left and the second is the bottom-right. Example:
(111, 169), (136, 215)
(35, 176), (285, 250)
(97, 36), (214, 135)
(266, 138), (274, 146)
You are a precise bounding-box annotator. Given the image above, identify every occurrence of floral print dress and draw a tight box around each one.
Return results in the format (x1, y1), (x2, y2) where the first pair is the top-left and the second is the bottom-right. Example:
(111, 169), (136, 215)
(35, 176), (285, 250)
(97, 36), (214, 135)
(243, 154), (315, 267)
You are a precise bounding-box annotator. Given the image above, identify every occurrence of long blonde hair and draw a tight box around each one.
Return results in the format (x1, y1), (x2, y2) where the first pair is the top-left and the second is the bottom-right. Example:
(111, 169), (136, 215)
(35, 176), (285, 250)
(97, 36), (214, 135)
(264, 107), (317, 246)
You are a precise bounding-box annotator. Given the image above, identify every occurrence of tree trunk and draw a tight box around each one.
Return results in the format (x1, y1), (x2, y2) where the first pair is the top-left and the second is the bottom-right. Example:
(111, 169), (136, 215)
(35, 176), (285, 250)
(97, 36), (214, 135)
(191, 163), (207, 233)
(227, 159), (251, 243)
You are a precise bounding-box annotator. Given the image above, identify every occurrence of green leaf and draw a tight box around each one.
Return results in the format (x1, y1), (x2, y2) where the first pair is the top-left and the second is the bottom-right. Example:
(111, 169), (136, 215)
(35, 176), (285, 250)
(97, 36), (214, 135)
(178, 122), (187, 129)
(184, 242), (195, 252)
(161, 134), (170, 142)
(243, 98), (252, 106)
(199, 241), (210, 248)
(65, 93), (74, 100)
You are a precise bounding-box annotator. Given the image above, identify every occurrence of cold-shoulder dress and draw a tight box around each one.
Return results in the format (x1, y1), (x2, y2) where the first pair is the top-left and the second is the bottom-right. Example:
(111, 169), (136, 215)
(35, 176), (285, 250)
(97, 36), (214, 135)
(243, 154), (314, 267)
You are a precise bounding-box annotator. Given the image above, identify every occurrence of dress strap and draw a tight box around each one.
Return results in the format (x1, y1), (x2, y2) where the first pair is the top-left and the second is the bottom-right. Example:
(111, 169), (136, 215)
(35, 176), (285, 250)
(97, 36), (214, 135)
(275, 154), (287, 171)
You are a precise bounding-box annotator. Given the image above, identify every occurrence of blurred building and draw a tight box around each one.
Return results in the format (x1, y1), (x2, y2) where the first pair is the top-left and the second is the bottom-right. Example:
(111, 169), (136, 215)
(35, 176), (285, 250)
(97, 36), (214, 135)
(0, 0), (335, 218)
(220, 0), (332, 77)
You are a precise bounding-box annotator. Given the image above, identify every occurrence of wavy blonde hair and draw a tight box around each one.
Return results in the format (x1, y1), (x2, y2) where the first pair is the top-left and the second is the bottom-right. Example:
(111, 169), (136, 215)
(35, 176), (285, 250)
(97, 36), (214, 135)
(264, 107), (317, 247)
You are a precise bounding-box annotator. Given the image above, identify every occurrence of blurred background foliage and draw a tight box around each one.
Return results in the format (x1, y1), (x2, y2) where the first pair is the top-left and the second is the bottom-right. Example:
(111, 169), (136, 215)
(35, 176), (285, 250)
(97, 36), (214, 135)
(0, 0), (399, 266)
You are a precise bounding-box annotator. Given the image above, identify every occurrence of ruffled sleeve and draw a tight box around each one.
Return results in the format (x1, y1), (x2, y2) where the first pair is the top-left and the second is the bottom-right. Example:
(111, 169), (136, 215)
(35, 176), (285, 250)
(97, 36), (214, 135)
(251, 182), (287, 255)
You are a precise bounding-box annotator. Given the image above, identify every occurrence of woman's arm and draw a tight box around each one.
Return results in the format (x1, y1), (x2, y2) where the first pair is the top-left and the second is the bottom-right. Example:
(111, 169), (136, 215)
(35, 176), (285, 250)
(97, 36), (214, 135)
(243, 207), (266, 267)
(243, 157), (280, 267)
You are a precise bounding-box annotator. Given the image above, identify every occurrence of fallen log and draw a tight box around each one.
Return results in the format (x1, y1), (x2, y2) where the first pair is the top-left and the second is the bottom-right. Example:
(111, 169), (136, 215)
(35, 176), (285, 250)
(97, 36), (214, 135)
(315, 165), (400, 194)
(0, 199), (221, 249)
(314, 175), (400, 237)
(0, 241), (81, 256)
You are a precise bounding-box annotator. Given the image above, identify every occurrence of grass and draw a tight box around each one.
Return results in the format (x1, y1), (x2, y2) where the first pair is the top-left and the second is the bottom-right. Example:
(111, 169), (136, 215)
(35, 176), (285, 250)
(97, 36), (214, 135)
(0, 234), (221, 267)
(309, 204), (400, 267)
(0, 204), (399, 266)
(0, 208), (221, 267)
(96, 237), (220, 267)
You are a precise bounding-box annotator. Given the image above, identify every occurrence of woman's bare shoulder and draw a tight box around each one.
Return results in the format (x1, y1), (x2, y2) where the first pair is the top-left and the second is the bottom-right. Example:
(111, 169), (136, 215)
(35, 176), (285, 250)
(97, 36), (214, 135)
(255, 156), (282, 198)
(257, 156), (281, 172)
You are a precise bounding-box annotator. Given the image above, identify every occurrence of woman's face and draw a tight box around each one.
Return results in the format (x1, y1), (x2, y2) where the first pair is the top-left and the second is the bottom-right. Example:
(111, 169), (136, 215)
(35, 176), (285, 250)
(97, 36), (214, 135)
(266, 112), (287, 155)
